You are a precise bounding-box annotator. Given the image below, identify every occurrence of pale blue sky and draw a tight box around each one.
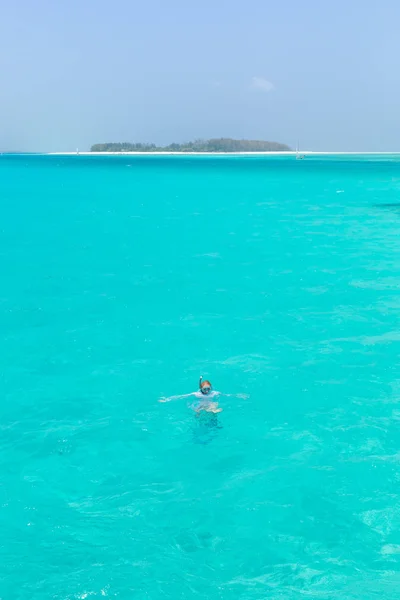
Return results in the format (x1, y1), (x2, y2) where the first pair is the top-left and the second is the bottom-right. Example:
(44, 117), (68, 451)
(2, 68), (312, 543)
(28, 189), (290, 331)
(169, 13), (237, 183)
(1, 0), (400, 151)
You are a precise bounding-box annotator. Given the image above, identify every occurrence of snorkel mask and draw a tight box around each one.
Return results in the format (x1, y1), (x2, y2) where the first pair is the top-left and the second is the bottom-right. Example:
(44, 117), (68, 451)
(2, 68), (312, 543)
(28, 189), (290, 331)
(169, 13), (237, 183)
(199, 376), (212, 395)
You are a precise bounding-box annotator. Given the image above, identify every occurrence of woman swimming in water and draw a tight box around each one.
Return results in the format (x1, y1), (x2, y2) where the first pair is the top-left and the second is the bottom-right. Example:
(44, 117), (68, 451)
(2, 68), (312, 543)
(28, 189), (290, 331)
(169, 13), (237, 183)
(194, 377), (222, 413)
(159, 376), (247, 414)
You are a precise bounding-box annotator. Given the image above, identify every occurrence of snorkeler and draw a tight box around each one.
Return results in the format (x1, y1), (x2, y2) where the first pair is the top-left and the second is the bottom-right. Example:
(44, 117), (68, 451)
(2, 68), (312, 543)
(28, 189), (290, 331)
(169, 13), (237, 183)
(159, 376), (248, 414)
(198, 376), (213, 396)
(195, 376), (222, 413)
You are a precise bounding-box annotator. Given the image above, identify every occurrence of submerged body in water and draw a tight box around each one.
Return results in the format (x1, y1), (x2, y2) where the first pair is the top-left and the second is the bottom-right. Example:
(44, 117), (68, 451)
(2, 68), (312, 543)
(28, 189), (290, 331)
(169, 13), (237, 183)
(190, 391), (222, 414)
(161, 380), (226, 445)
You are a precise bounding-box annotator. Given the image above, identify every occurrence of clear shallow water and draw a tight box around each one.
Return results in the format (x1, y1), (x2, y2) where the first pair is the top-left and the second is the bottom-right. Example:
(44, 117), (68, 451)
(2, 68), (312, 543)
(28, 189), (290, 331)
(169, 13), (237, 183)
(2, 154), (400, 599)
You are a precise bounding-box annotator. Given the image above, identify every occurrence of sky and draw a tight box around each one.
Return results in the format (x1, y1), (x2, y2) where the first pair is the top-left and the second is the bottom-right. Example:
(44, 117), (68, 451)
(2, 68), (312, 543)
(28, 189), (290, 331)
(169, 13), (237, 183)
(1, 0), (400, 152)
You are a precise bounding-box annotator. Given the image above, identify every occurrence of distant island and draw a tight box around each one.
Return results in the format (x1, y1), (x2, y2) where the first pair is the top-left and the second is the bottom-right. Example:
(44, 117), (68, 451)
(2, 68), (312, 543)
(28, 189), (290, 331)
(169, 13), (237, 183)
(90, 138), (291, 153)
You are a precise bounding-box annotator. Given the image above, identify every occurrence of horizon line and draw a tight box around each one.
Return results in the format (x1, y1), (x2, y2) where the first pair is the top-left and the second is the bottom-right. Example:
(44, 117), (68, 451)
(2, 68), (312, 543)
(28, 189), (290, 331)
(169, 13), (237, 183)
(3, 151), (400, 156)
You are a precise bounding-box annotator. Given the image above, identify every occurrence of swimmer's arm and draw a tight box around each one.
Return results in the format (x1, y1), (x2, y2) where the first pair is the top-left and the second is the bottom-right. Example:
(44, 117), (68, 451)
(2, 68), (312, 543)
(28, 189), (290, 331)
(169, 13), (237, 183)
(159, 393), (196, 403)
(217, 392), (249, 399)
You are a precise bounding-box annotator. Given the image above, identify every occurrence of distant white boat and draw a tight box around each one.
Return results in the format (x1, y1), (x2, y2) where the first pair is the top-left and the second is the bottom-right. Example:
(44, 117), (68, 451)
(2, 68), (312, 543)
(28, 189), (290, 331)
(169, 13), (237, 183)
(296, 141), (305, 160)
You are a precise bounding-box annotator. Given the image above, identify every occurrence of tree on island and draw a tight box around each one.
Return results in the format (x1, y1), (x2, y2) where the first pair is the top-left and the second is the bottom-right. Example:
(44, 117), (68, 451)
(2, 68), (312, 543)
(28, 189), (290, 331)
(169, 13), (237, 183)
(90, 138), (291, 153)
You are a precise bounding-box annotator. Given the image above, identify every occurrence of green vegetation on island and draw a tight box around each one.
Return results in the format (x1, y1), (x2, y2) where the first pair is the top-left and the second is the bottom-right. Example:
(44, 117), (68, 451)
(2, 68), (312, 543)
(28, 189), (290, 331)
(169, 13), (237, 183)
(91, 138), (291, 153)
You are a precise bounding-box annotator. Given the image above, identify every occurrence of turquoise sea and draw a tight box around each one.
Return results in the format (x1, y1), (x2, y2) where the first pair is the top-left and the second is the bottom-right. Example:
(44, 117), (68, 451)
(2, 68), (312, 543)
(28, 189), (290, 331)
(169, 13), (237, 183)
(2, 153), (400, 599)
